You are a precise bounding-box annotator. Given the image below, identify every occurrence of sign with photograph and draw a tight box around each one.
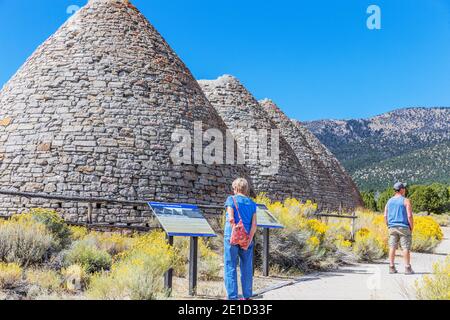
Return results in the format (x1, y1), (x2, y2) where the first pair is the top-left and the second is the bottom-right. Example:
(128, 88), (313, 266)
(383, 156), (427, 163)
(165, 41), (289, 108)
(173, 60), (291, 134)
(256, 204), (284, 229)
(148, 202), (216, 237)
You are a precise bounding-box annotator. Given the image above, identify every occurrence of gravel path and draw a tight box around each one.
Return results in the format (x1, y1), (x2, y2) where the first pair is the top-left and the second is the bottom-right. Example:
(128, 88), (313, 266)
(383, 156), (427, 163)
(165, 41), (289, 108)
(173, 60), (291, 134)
(258, 227), (449, 300)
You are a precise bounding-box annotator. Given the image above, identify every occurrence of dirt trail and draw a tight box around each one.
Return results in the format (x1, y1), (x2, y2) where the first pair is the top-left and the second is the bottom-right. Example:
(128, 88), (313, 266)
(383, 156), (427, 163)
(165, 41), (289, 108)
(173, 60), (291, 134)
(258, 227), (449, 300)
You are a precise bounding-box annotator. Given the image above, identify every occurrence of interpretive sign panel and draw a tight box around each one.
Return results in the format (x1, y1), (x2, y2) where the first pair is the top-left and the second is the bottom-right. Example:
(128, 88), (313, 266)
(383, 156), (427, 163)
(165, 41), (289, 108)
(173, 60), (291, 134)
(256, 204), (284, 229)
(148, 202), (216, 237)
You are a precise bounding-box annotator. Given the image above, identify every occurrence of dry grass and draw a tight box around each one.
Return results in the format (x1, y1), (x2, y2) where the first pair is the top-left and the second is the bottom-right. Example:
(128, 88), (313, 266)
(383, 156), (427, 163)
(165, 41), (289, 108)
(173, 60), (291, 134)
(171, 275), (287, 300)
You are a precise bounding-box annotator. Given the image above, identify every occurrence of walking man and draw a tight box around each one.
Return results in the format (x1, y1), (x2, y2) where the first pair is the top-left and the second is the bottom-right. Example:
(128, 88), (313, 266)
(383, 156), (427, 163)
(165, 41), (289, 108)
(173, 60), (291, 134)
(384, 182), (415, 275)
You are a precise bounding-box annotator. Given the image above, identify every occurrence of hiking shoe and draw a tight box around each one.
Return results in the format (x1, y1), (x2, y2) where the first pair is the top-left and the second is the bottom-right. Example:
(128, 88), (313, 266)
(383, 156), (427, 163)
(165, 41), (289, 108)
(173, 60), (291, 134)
(389, 266), (398, 274)
(405, 266), (415, 275)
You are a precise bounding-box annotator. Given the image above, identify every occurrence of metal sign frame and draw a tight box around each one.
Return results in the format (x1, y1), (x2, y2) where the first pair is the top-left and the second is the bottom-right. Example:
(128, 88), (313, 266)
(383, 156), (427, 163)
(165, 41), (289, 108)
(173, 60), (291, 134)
(148, 202), (216, 238)
(148, 202), (217, 297)
(255, 204), (284, 277)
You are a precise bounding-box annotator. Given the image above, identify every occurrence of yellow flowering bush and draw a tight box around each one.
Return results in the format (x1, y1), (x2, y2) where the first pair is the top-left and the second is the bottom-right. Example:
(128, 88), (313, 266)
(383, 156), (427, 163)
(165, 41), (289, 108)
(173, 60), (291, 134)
(307, 236), (320, 248)
(416, 257), (450, 300)
(0, 262), (22, 289)
(353, 210), (444, 258)
(69, 226), (89, 241)
(352, 228), (386, 262)
(412, 216), (444, 253)
(256, 194), (343, 272)
(255, 194), (323, 236)
(307, 219), (329, 237)
(334, 234), (352, 249)
(353, 210), (388, 261)
(87, 231), (175, 300)
(62, 264), (88, 292)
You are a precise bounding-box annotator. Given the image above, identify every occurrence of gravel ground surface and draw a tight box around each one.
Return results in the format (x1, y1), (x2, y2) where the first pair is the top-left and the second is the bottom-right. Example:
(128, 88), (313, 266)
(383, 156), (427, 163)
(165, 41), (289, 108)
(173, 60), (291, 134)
(258, 227), (449, 300)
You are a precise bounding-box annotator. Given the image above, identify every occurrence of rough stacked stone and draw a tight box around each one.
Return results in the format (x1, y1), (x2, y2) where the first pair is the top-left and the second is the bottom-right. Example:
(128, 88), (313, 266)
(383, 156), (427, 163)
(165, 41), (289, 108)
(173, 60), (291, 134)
(291, 120), (364, 210)
(260, 99), (364, 211)
(0, 0), (249, 223)
(198, 75), (313, 202)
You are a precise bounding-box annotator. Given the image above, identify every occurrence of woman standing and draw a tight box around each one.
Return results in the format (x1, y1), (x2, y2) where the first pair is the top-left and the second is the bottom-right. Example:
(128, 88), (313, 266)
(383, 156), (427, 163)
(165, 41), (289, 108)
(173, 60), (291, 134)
(223, 178), (257, 300)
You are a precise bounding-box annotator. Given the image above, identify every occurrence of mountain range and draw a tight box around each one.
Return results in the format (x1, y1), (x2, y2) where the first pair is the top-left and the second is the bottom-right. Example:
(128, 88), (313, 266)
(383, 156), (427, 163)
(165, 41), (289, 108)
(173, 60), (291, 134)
(303, 107), (450, 191)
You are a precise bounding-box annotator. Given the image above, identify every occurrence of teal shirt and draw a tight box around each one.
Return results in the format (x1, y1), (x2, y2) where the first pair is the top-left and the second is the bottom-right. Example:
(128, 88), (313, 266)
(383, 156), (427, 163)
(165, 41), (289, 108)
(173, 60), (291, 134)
(387, 196), (410, 228)
(224, 195), (257, 238)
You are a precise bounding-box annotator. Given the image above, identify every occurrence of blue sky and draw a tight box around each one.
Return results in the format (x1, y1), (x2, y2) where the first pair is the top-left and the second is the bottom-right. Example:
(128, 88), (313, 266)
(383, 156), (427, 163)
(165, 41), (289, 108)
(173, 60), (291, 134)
(0, 0), (449, 121)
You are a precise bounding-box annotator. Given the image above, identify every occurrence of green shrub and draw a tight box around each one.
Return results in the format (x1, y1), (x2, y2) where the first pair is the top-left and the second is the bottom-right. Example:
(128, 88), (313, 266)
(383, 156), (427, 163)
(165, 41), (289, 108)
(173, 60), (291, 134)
(269, 229), (339, 273)
(88, 252), (169, 300)
(410, 186), (442, 214)
(28, 209), (72, 250)
(172, 237), (221, 280)
(199, 240), (221, 281)
(84, 232), (133, 256)
(0, 217), (53, 266)
(26, 268), (62, 294)
(63, 240), (112, 274)
(361, 191), (378, 211)
(376, 189), (393, 214)
(376, 183), (450, 214)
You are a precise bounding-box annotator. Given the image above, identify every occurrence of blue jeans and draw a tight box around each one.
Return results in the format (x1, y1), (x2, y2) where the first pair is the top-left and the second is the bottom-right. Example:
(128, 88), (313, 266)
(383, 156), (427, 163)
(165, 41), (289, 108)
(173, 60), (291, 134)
(224, 236), (254, 300)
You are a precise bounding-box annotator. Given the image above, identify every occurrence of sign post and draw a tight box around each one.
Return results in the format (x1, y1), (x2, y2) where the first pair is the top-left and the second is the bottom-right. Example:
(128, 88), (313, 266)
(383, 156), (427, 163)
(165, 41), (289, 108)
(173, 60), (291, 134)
(189, 237), (199, 296)
(148, 202), (216, 297)
(164, 235), (174, 293)
(256, 204), (284, 278)
(262, 228), (270, 277)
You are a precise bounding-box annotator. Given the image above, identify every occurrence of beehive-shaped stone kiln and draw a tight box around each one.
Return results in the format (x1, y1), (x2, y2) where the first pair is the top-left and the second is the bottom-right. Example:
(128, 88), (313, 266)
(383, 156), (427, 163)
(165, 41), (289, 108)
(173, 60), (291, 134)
(0, 0), (249, 222)
(260, 99), (364, 210)
(198, 75), (314, 201)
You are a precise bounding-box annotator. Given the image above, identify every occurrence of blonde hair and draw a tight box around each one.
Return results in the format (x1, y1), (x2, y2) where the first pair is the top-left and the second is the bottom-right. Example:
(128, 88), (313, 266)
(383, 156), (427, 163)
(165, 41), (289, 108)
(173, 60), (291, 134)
(232, 178), (250, 196)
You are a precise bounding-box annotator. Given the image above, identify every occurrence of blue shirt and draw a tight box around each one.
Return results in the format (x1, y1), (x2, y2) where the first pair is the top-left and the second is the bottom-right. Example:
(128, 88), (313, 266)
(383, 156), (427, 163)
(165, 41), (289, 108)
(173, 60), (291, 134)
(387, 196), (410, 228)
(224, 195), (257, 238)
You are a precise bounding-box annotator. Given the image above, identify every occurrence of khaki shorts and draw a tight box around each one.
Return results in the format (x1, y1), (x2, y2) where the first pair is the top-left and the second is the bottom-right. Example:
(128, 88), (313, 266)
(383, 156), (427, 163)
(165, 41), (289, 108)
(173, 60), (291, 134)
(389, 227), (412, 250)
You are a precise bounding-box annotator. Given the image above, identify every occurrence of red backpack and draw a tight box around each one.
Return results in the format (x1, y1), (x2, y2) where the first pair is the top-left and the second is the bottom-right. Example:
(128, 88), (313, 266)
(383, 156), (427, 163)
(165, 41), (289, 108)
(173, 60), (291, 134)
(230, 196), (251, 248)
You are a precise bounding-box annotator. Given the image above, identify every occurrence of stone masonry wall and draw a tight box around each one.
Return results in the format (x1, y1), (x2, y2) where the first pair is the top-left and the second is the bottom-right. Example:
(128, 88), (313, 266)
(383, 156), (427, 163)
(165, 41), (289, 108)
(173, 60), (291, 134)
(260, 99), (349, 211)
(198, 75), (314, 202)
(260, 99), (364, 210)
(292, 120), (364, 209)
(0, 0), (249, 223)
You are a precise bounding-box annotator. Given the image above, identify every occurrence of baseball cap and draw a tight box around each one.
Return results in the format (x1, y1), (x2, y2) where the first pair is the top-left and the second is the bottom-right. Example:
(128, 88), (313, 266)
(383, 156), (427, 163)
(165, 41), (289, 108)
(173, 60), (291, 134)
(393, 182), (407, 191)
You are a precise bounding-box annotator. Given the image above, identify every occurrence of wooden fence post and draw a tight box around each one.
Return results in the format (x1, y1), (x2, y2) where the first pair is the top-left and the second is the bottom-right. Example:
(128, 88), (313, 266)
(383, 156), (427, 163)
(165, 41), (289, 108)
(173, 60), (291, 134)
(87, 203), (93, 226)
(351, 212), (356, 241)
